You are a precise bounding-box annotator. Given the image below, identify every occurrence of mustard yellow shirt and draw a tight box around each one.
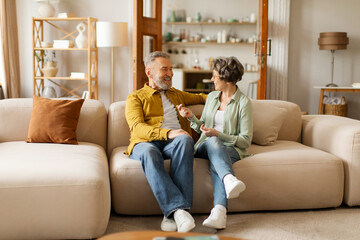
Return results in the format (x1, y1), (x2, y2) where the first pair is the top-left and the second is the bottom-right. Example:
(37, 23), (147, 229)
(125, 84), (207, 155)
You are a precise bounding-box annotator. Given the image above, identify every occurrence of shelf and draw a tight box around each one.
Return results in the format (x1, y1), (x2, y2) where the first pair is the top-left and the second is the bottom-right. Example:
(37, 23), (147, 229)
(164, 41), (253, 46)
(185, 88), (212, 93)
(164, 21), (256, 25)
(33, 17), (96, 21)
(313, 86), (359, 89)
(34, 48), (89, 51)
(174, 68), (211, 73)
(32, 17), (98, 99)
(174, 68), (258, 73)
(35, 77), (88, 81)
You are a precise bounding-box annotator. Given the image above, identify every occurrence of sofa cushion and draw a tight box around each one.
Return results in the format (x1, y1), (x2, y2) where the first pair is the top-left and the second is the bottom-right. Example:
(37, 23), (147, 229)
(252, 101), (286, 145)
(0, 98), (107, 149)
(107, 100), (302, 156)
(26, 96), (84, 144)
(109, 141), (344, 214)
(0, 141), (110, 239)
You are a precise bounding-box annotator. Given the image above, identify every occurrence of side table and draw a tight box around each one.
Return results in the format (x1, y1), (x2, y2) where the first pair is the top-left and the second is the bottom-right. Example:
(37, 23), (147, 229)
(314, 86), (360, 114)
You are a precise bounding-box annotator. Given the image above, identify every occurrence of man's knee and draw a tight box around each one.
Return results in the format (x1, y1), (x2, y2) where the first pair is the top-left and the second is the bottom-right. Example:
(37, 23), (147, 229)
(133, 143), (162, 162)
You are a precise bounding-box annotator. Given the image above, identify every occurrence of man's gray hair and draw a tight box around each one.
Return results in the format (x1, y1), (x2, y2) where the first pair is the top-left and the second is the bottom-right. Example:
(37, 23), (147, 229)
(144, 51), (170, 68)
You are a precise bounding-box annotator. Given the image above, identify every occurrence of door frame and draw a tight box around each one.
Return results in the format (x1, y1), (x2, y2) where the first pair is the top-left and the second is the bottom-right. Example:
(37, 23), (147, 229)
(257, 0), (268, 99)
(132, 0), (162, 91)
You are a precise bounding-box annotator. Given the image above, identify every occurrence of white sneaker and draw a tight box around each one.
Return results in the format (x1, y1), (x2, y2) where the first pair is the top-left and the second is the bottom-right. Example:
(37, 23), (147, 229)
(223, 174), (246, 199)
(202, 205), (227, 229)
(173, 209), (196, 232)
(161, 216), (177, 232)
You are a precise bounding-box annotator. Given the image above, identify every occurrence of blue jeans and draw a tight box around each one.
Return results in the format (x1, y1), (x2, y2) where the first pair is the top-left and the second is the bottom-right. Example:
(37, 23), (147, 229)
(130, 135), (194, 217)
(195, 137), (241, 208)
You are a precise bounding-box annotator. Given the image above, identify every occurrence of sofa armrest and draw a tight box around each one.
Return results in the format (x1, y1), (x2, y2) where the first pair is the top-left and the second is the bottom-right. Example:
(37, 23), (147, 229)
(302, 114), (360, 206)
(107, 101), (130, 157)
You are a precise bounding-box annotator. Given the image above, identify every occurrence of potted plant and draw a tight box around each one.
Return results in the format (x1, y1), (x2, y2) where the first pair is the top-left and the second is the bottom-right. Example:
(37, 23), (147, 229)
(36, 50), (58, 77)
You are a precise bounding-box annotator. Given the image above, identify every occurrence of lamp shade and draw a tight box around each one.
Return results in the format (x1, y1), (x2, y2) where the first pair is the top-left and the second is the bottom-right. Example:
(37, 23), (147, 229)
(96, 22), (128, 47)
(318, 32), (349, 50)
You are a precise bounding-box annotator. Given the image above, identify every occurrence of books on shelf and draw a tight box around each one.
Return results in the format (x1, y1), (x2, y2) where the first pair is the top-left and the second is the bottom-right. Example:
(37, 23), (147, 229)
(70, 72), (87, 78)
(53, 40), (74, 48)
(57, 12), (75, 18)
(352, 82), (360, 88)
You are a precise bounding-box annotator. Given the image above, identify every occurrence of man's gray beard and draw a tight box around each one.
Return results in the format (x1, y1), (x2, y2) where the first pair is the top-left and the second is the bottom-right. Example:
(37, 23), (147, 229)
(153, 74), (171, 90)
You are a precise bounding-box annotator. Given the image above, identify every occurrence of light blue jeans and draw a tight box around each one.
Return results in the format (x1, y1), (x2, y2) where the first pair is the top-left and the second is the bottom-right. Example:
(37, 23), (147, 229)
(195, 136), (241, 208)
(130, 135), (194, 217)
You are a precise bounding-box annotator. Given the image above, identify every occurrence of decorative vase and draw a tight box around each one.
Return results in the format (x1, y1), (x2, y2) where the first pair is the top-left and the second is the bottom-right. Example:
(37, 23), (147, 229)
(170, 10), (176, 22)
(42, 86), (57, 98)
(38, 2), (55, 18)
(75, 23), (88, 48)
(195, 12), (202, 22)
(41, 62), (58, 77)
(250, 13), (256, 23)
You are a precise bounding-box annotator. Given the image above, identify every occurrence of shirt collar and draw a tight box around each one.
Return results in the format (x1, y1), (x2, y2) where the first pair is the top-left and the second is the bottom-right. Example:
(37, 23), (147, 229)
(143, 83), (175, 95)
(214, 87), (242, 102)
(233, 87), (242, 101)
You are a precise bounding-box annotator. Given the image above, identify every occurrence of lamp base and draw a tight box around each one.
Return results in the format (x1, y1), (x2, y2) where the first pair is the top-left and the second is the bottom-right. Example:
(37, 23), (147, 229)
(326, 83), (338, 87)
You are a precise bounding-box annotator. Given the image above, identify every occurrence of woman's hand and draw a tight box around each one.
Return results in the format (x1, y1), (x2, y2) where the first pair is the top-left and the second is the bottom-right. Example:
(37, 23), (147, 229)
(200, 124), (219, 137)
(176, 104), (194, 118)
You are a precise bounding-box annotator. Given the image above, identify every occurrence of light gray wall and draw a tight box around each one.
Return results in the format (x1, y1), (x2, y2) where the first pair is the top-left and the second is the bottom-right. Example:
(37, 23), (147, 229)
(288, 0), (360, 119)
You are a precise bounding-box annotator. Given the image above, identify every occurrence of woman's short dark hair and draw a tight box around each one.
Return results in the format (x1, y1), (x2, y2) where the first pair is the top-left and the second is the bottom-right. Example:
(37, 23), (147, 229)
(212, 56), (244, 84)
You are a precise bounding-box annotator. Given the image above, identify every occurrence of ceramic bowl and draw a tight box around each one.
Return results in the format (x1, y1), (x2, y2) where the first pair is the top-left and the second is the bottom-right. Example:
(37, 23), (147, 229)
(41, 42), (53, 48)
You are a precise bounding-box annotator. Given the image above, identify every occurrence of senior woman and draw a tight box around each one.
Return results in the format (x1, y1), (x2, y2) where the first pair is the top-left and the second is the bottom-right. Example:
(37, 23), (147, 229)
(177, 56), (253, 229)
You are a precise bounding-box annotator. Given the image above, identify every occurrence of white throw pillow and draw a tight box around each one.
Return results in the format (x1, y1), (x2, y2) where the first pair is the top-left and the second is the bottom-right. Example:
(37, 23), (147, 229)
(251, 101), (287, 145)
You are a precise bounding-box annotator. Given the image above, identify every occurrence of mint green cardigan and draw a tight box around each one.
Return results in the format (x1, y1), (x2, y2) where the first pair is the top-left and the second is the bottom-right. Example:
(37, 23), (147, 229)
(189, 88), (253, 159)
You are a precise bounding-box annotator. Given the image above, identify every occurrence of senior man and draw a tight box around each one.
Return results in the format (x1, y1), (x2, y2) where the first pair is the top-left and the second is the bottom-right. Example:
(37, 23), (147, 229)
(125, 51), (206, 232)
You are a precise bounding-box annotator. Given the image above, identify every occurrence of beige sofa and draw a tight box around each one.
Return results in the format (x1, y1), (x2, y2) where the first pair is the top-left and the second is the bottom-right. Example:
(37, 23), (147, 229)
(0, 98), (111, 240)
(107, 99), (359, 215)
(1, 98), (359, 239)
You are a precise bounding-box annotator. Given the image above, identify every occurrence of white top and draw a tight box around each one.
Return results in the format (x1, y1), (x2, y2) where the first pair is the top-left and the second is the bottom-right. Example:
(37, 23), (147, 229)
(160, 91), (181, 130)
(213, 110), (225, 133)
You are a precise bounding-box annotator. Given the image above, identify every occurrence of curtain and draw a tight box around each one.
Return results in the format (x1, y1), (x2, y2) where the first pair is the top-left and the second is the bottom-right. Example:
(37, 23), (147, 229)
(266, 0), (290, 100)
(0, 0), (21, 98)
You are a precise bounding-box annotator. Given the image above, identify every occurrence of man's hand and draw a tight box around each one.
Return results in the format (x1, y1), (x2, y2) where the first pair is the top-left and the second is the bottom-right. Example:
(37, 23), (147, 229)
(176, 104), (194, 119)
(167, 129), (191, 139)
(200, 124), (218, 137)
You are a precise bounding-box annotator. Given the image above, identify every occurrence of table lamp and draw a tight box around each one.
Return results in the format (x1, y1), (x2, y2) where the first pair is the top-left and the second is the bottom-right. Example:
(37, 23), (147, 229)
(96, 22), (128, 103)
(318, 32), (349, 87)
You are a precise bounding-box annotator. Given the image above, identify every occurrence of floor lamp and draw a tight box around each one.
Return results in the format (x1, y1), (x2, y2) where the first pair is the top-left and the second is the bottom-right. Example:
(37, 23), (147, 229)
(318, 32), (349, 87)
(96, 22), (128, 103)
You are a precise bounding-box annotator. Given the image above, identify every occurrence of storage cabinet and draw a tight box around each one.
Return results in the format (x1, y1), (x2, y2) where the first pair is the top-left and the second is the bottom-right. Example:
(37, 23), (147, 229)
(32, 17), (98, 99)
(173, 68), (258, 93)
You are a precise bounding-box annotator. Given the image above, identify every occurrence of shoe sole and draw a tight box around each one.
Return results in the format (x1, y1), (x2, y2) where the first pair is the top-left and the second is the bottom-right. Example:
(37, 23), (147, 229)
(177, 222), (195, 232)
(202, 220), (226, 229)
(161, 225), (177, 232)
(161, 218), (177, 232)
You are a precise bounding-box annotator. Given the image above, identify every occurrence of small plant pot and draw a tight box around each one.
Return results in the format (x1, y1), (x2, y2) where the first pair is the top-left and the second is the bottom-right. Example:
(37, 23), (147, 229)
(41, 62), (58, 77)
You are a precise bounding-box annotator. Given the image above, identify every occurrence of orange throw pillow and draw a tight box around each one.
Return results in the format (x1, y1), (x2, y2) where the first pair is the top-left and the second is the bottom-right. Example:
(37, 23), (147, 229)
(26, 96), (85, 144)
